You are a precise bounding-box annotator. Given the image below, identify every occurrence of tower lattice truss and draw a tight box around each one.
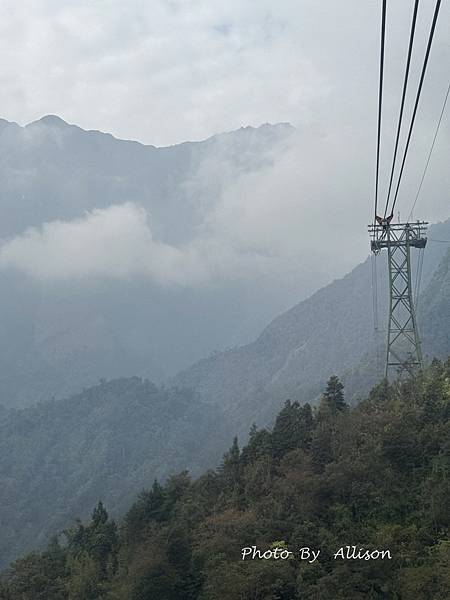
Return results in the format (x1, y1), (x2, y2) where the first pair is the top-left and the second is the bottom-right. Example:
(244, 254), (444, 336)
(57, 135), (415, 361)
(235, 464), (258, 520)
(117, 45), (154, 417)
(369, 221), (427, 378)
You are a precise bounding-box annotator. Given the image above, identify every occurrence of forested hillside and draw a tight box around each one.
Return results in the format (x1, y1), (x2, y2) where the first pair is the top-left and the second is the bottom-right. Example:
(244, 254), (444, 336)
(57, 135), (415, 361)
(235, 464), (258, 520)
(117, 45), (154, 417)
(173, 220), (450, 434)
(2, 360), (449, 599)
(1, 229), (449, 570)
(0, 379), (229, 568)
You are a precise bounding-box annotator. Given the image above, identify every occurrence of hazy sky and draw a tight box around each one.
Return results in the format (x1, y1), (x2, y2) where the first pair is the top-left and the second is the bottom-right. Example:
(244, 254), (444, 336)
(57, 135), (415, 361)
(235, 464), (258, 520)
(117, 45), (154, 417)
(1, 0), (448, 146)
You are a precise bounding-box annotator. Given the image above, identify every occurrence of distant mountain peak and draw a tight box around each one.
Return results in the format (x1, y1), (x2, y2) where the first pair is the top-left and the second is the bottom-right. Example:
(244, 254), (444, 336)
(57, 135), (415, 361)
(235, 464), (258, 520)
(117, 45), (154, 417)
(192, 121), (295, 148)
(230, 121), (294, 135)
(26, 115), (71, 128)
(238, 122), (294, 130)
(14, 115), (294, 148)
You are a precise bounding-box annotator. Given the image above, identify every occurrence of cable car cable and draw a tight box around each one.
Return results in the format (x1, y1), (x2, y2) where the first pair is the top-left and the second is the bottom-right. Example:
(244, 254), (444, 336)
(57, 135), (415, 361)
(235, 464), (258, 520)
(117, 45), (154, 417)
(374, 0), (387, 223)
(383, 0), (420, 219)
(407, 81), (450, 222)
(389, 0), (442, 216)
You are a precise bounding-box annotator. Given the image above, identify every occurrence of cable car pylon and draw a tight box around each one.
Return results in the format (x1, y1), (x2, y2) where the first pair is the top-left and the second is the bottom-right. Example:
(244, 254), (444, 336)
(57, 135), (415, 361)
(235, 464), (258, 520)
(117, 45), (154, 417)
(369, 217), (427, 378)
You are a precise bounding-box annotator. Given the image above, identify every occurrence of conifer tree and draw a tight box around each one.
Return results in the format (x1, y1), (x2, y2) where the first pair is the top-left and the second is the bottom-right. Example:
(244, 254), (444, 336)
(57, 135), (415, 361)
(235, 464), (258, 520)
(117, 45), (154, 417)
(320, 375), (346, 414)
(272, 400), (314, 458)
(220, 437), (242, 495)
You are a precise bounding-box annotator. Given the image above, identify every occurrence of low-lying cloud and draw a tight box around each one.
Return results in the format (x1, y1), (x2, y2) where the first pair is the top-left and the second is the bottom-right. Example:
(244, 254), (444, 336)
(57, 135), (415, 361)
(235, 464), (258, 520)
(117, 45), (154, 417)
(0, 202), (269, 287)
(0, 131), (361, 293)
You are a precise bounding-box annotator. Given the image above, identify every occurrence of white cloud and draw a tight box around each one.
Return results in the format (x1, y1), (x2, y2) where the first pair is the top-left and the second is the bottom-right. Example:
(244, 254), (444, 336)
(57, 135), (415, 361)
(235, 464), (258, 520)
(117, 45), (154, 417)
(0, 126), (363, 291)
(0, 202), (269, 286)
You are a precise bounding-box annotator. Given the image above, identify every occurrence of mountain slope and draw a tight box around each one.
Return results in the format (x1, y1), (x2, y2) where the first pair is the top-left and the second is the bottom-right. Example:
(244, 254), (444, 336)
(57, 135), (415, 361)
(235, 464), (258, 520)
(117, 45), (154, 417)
(420, 246), (450, 358)
(173, 219), (450, 431)
(2, 359), (449, 598)
(0, 378), (230, 568)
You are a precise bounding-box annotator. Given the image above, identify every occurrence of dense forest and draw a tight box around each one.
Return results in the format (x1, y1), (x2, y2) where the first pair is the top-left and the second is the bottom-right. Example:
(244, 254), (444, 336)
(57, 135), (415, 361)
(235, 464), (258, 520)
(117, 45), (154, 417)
(0, 378), (229, 568)
(1, 359), (449, 599)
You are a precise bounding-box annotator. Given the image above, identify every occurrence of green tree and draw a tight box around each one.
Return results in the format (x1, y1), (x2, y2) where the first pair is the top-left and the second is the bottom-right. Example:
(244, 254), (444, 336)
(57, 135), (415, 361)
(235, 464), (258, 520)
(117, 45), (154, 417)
(67, 552), (102, 600)
(2, 552), (67, 600)
(241, 425), (272, 466)
(219, 437), (242, 493)
(272, 400), (313, 459)
(122, 479), (167, 541)
(320, 376), (346, 414)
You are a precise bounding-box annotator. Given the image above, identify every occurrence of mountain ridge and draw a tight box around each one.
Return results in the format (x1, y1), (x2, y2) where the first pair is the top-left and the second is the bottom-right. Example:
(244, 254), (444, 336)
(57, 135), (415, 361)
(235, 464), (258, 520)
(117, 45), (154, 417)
(0, 376), (230, 568)
(13, 114), (295, 149)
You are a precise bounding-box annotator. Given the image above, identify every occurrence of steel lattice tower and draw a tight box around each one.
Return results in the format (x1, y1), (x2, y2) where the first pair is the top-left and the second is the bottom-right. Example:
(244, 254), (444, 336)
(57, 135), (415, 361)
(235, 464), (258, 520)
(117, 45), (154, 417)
(369, 219), (427, 378)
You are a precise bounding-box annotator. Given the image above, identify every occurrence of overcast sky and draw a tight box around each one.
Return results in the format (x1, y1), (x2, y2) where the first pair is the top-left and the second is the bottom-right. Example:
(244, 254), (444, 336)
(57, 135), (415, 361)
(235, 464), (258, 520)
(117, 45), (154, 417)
(0, 0), (448, 146)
